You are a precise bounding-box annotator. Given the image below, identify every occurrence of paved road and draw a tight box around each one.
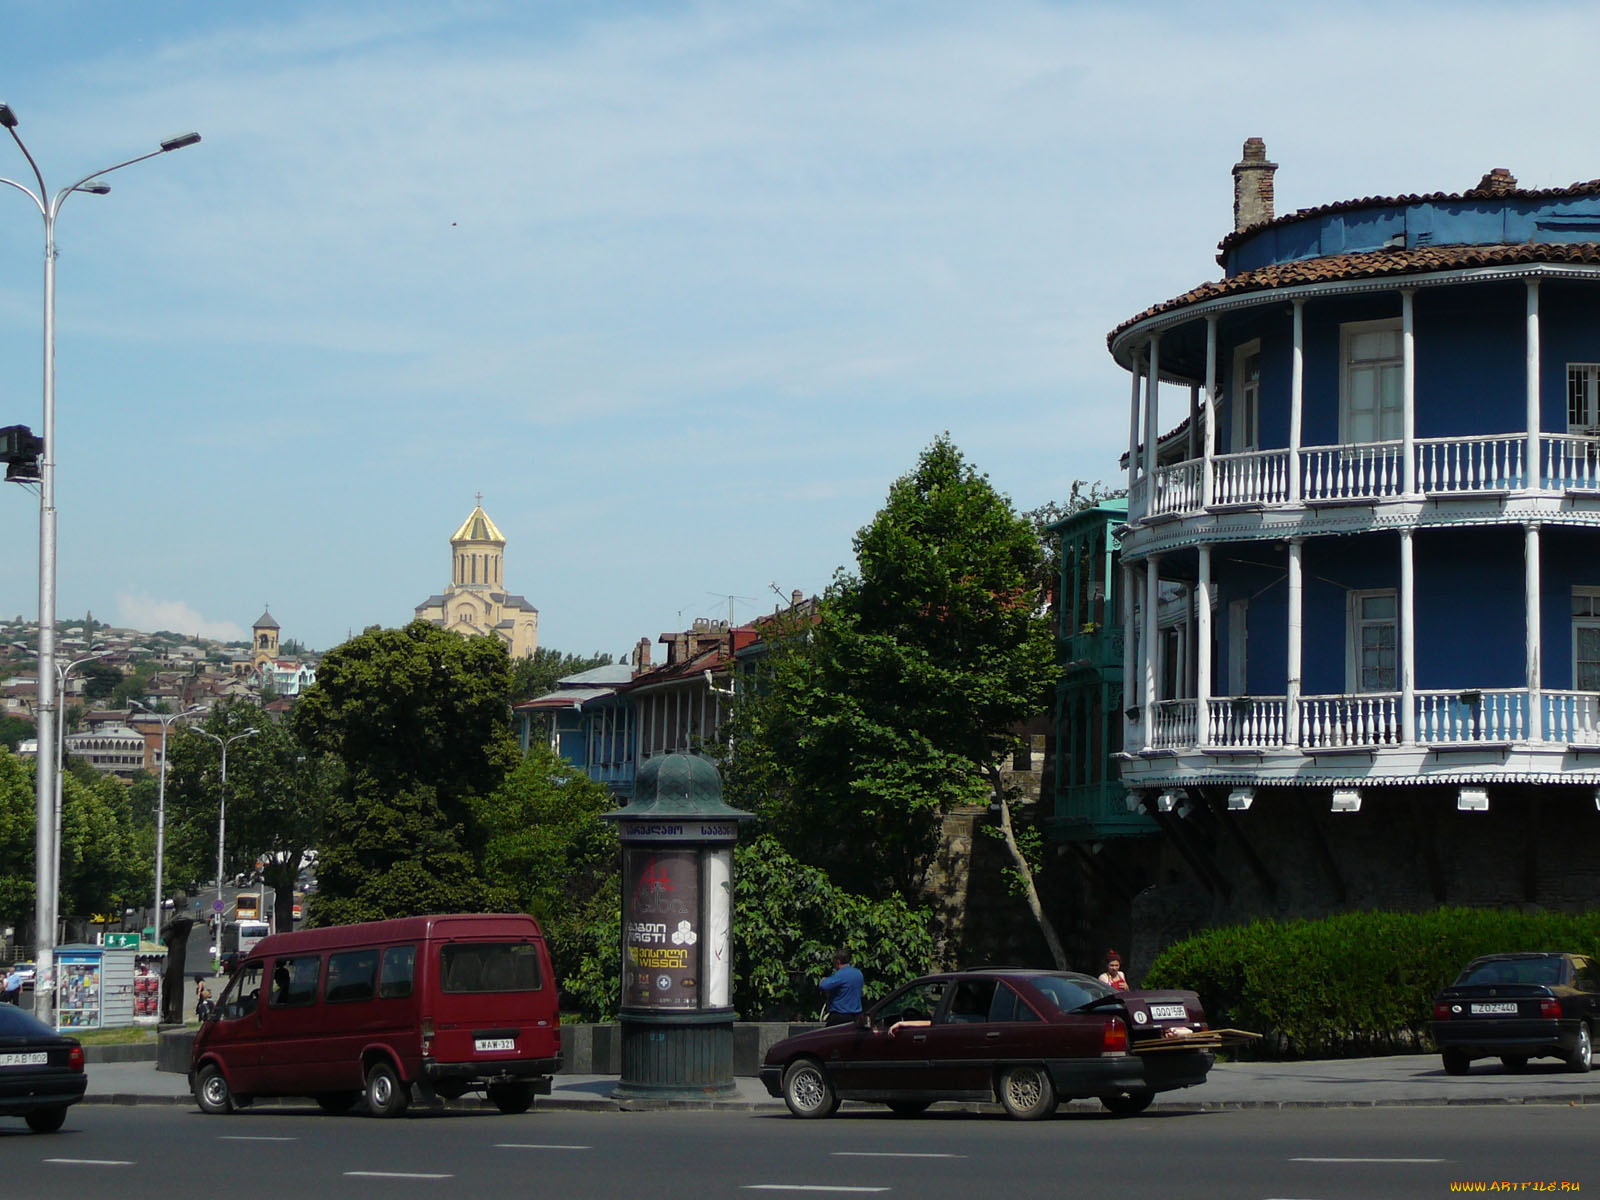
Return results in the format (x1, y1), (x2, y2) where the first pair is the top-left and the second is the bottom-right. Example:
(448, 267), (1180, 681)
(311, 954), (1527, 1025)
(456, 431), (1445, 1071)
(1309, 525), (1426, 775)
(1, 1103), (1591, 1199)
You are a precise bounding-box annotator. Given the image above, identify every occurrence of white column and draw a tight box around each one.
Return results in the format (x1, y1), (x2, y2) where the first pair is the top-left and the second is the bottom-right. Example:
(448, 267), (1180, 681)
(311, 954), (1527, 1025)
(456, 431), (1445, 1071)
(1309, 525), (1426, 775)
(1527, 280), (1542, 489)
(1402, 288), (1417, 496)
(1400, 528), (1416, 743)
(1197, 545), (1213, 746)
(1527, 523), (1543, 741)
(1121, 562), (1138, 749)
(1188, 385), (1200, 460)
(1290, 299), (1304, 503)
(1128, 347), (1143, 490)
(1203, 316), (1218, 507)
(1143, 556), (1161, 738)
(1144, 336), (1161, 482)
(1287, 539), (1303, 746)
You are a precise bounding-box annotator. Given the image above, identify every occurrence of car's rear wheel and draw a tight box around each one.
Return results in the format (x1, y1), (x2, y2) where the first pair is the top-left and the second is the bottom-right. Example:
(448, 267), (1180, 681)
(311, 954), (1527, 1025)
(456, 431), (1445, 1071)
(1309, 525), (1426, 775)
(364, 1060), (410, 1117)
(998, 1064), (1057, 1121)
(24, 1106), (67, 1133)
(1100, 1088), (1154, 1116)
(316, 1091), (360, 1114)
(782, 1058), (838, 1119)
(1500, 1055), (1529, 1072)
(885, 1100), (931, 1116)
(194, 1064), (235, 1114)
(1442, 1049), (1471, 1076)
(1566, 1022), (1593, 1073)
(488, 1082), (536, 1114)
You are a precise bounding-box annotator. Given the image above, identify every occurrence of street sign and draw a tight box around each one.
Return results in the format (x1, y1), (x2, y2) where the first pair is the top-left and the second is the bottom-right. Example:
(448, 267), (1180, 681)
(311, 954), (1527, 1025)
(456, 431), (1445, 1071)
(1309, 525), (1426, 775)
(104, 933), (138, 949)
(211, 899), (224, 913)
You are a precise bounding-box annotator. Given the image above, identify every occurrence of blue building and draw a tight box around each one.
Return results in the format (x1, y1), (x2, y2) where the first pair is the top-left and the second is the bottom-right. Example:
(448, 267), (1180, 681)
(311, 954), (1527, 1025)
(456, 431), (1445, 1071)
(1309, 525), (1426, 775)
(514, 663), (637, 796)
(1100, 140), (1600, 943)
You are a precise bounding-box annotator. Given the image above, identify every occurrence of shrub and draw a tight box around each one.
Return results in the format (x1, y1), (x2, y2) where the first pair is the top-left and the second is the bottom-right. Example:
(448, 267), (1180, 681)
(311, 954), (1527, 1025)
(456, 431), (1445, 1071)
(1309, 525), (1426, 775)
(1143, 907), (1600, 1058)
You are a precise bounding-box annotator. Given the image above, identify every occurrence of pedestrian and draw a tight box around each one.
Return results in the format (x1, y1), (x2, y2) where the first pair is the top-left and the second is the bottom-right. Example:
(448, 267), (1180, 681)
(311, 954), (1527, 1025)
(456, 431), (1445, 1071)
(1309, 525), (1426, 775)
(1, 968), (21, 1005)
(819, 949), (863, 1026)
(194, 979), (213, 1022)
(1098, 949), (1129, 991)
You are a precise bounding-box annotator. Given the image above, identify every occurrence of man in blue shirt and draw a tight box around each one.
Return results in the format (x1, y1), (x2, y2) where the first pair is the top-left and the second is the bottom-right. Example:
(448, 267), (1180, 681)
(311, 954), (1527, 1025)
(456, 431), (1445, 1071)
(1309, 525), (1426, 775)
(819, 949), (863, 1025)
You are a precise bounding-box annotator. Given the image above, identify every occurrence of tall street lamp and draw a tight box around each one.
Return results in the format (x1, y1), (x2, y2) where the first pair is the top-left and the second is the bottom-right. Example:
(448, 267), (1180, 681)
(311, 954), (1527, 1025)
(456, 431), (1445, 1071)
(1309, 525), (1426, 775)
(192, 727), (257, 962)
(0, 102), (201, 1028)
(130, 701), (202, 945)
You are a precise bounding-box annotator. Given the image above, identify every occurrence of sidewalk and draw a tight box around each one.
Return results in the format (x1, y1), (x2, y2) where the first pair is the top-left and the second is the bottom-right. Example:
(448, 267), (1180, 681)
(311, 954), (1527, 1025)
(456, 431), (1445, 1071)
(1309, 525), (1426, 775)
(80, 1055), (1600, 1112)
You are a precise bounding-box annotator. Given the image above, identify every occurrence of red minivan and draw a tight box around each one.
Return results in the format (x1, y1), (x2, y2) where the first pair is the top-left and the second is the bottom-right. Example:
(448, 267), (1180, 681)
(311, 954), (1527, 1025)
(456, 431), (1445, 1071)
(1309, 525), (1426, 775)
(190, 913), (561, 1117)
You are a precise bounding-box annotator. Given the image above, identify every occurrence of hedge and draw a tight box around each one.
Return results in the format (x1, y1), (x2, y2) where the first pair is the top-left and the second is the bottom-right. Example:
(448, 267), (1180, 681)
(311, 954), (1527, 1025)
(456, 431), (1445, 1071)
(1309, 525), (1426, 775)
(1141, 908), (1600, 1058)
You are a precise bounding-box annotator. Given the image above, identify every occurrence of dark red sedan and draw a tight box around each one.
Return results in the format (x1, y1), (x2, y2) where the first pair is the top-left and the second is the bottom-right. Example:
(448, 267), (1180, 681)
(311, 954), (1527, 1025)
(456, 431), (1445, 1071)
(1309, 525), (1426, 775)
(760, 968), (1216, 1119)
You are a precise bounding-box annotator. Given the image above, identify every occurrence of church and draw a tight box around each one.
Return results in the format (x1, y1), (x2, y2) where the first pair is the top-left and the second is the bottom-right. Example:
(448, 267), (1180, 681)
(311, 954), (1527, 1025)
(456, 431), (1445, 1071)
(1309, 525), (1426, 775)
(413, 498), (540, 659)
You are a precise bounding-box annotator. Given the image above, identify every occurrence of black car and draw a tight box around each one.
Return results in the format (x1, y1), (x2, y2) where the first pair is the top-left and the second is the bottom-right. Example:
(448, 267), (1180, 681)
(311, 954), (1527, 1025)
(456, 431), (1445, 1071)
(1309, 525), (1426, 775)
(0, 1003), (87, 1132)
(761, 968), (1219, 1120)
(1431, 952), (1600, 1074)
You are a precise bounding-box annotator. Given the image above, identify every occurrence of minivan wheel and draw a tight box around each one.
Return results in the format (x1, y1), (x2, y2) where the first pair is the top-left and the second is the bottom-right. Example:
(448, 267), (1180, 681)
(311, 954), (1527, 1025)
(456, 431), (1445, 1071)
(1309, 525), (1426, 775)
(316, 1091), (360, 1115)
(488, 1082), (536, 1115)
(998, 1064), (1057, 1121)
(25, 1106), (67, 1133)
(1567, 1022), (1593, 1073)
(782, 1058), (838, 1119)
(364, 1061), (410, 1117)
(194, 1064), (235, 1115)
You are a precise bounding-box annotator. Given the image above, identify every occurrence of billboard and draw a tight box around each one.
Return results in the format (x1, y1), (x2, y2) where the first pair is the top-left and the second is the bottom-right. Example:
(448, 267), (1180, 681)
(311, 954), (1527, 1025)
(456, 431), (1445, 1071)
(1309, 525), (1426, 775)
(622, 849), (700, 1010)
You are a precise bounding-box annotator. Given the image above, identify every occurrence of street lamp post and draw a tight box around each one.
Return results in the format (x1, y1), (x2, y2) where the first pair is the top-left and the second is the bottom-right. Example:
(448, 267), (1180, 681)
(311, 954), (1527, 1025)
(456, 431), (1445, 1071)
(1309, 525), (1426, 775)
(52, 649), (106, 936)
(130, 702), (202, 947)
(192, 728), (257, 962)
(0, 102), (200, 1027)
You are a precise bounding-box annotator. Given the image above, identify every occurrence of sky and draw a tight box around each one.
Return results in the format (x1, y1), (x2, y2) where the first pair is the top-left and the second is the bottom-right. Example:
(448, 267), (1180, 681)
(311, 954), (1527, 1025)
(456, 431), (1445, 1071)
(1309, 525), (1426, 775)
(0, 1), (1593, 656)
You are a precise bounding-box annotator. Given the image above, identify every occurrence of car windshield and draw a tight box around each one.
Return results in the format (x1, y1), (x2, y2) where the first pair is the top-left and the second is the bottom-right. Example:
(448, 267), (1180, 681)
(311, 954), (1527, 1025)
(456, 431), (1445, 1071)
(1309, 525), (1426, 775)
(1457, 957), (1565, 987)
(0, 1003), (54, 1037)
(1026, 973), (1117, 1014)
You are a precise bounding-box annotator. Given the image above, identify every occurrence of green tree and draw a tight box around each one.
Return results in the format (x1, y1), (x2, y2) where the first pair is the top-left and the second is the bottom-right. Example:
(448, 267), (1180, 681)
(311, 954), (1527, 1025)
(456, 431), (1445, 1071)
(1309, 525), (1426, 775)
(0, 748), (35, 930)
(0, 715), (33, 753)
(58, 771), (145, 926)
(725, 436), (1063, 961)
(293, 622), (518, 926)
(79, 660), (123, 701)
(478, 743), (620, 1017)
(109, 663), (154, 710)
(509, 647), (616, 703)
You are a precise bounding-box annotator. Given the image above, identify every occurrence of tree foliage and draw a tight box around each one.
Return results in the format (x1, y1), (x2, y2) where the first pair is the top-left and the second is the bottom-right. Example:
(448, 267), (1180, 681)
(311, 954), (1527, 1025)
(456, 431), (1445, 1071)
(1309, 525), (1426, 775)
(727, 435), (1056, 901)
(293, 622), (518, 926)
(0, 749), (35, 930)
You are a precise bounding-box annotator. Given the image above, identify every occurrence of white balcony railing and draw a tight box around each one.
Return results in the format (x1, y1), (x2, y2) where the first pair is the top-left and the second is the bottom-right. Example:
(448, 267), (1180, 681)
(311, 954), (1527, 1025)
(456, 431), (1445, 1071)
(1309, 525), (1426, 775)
(1544, 691), (1600, 744)
(1414, 689), (1526, 743)
(1542, 433), (1600, 491)
(1300, 692), (1403, 749)
(1212, 448), (1290, 507)
(1207, 696), (1287, 749)
(1151, 460), (1201, 518)
(1150, 699), (1197, 750)
(1301, 441), (1403, 502)
(1128, 474), (1150, 522)
(1417, 435), (1526, 494)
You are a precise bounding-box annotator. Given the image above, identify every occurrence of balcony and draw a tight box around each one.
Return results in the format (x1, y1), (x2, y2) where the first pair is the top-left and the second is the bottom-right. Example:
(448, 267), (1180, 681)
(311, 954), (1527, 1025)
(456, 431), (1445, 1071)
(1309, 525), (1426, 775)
(1146, 688), (1596, 753)
(1131, 432), (1600, 524)
(1062, 627), (1124, 672)
(1049, 779), (1156, 841)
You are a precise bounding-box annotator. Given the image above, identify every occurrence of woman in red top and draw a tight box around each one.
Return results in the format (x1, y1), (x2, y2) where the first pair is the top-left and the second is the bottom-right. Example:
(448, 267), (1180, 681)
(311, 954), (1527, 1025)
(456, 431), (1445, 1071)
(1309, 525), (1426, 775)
(1098, 950), (1128, 991)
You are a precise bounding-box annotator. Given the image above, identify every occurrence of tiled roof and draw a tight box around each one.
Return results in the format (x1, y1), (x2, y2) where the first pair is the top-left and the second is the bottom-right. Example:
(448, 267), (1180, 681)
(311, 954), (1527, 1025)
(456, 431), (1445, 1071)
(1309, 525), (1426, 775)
(1109, 242), (1600, 346)
(1213, 179), (1600, 262)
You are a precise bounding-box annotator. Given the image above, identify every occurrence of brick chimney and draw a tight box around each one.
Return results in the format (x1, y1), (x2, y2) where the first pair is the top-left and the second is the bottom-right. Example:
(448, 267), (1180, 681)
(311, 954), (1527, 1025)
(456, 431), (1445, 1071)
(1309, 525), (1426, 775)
(1475, 168), (1517, 195)
(1232, 137), (1278, 233)
(632, 636), (651, 672)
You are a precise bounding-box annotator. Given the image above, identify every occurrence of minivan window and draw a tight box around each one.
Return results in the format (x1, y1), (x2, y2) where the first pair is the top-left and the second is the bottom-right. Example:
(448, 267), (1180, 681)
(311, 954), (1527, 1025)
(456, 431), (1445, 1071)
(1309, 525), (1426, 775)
(222, 964), (263, 1020)
(270, 956), (321, 1008)
(440, 942), (543, 993)
(326, 949), (379, 1004)
(379, 945), (416, 999)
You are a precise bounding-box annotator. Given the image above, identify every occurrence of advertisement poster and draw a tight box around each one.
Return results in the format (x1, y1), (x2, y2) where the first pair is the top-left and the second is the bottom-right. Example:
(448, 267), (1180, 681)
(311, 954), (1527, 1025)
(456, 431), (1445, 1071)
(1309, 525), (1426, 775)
(623, 850), (700, 1010)
(56, 952), (102, 1030)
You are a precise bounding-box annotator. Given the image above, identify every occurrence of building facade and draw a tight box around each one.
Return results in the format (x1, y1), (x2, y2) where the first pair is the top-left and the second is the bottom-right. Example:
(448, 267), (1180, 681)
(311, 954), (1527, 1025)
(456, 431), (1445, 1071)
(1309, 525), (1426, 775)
(1100, 141), (1600, 956)
(414, 499), (539, 659)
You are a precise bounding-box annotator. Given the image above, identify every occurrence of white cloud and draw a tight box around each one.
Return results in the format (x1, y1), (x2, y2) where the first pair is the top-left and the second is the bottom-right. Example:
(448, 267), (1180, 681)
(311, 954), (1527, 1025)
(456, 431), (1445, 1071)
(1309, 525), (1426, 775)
(114, 595), (247, 643)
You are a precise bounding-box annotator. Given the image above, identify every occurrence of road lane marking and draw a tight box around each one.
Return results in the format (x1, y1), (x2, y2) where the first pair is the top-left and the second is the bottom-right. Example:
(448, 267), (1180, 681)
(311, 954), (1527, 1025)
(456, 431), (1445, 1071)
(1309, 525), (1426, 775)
(742, 1190), (896, 1196)
(219, 1136), (297, 1142)
(495, 1144), (592, 1150)
(832, 1152), (965, 1159)
(45, 1159), (133, 1167)
(1290, 1157), (1445, 1164)
(344, 1172), (453, 1180)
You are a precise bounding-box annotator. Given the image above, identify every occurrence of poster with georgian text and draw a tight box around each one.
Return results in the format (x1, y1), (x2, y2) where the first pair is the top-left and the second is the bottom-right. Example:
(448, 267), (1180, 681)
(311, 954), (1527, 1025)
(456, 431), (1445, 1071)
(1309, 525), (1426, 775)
(623, 850), (700, 1010)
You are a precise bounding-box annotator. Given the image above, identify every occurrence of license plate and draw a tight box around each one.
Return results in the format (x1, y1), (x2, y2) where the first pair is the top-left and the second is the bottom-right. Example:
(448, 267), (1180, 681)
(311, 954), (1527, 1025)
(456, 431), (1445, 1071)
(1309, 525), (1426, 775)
(1471, 1002), (1519, 1015)
(0, 1052), (47, 1067)
(1147, 1004), (1187, 1021)
(474, 1038), (515, 1052)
